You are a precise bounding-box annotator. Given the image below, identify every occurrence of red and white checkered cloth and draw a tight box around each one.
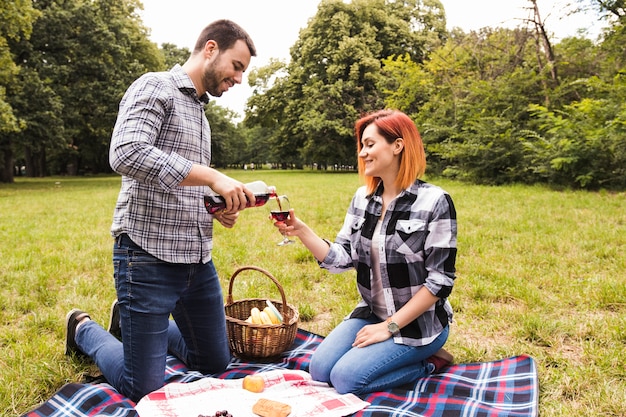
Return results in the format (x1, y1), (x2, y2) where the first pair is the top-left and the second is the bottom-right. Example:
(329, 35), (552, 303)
(135, 369), (369, 416)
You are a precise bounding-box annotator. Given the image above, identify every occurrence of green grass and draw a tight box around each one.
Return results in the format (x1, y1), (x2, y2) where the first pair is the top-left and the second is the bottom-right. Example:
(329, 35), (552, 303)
(1, 172), (625, 416)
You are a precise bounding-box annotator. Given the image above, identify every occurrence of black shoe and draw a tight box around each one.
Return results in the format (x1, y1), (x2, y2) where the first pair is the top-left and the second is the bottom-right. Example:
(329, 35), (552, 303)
(65, 309), (90, 358)
(107, 300), (121, 341)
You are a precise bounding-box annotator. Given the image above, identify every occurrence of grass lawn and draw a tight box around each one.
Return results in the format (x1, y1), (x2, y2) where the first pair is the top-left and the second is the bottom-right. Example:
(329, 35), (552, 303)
(1, 170), (625, 416)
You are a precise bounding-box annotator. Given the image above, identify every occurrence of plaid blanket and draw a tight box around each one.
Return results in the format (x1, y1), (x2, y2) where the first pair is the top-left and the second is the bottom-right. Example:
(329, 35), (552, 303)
(22, 329), (538, 417)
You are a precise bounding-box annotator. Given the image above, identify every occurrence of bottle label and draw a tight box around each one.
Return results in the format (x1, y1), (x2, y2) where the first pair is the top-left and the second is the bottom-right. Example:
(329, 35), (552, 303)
(203, 190), (274, 214)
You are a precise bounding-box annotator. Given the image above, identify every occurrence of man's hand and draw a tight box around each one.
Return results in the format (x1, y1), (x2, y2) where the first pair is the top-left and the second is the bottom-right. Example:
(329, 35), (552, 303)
(213, 211), (239, 228)
(208, 174), (254, 213)
(180, 165), (255, 213)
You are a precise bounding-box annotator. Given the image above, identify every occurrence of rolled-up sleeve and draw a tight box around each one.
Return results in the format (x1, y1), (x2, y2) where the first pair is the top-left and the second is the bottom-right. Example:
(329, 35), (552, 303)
(320, 193), (363, 273)
(110, 76), (193, 191)
(423, 193), (457, 299)
(320, 230), (354, 273)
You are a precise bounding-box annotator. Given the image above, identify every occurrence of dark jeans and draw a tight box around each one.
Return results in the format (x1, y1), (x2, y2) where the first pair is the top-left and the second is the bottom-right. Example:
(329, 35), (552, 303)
(76, 234), (230, 402)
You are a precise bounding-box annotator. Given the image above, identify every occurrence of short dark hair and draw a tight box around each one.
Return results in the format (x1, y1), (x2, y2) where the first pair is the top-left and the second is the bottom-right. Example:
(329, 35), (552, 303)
(193, 19), (256, 57)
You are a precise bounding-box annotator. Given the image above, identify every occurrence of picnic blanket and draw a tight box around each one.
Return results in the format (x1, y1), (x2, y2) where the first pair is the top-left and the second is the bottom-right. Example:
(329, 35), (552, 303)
(22, 329), (539, 417)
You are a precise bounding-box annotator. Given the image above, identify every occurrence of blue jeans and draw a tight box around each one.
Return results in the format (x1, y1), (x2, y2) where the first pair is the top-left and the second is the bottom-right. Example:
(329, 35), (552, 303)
(309, 315), (449, 395)
(75, 234), (230, 402)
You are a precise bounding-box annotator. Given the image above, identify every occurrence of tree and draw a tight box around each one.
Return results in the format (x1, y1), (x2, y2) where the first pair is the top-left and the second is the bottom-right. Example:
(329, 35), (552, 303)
(206, 102), (248, 168)
(160, 42), (190, 70)
(517, 0), (626, 188)
(0, 0), (40, 182)
(578, 0), (625, 19)
(381, 26), (549, 183)
(523, 79), (626, 189)
(6, 0), (163, 177)
(245, 0), (447, 168)
(528, 0), (559, 94)
(4, 67), (64, 178)
(244, 59), (290, 167)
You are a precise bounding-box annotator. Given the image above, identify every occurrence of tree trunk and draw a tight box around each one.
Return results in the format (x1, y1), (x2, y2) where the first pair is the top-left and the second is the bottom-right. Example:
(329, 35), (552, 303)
(24, 147), (47, 177)
(1, 148), (14, 183)
(530, 0), (559, 88)
(37, 148), (47, 177)
(24, 147), (34, 177)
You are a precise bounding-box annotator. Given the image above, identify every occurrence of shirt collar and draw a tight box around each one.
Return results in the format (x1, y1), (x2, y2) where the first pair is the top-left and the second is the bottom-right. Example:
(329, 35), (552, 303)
(169, 64), (210, 104)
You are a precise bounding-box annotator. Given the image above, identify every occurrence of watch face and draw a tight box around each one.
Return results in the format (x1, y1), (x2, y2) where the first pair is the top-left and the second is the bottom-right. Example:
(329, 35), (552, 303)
(387, 321), (399, 334)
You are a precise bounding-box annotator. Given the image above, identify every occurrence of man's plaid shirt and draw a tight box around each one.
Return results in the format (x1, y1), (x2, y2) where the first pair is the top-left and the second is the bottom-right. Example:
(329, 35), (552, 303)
(110, 65), (214, 264)
(320, 180), (457, 347)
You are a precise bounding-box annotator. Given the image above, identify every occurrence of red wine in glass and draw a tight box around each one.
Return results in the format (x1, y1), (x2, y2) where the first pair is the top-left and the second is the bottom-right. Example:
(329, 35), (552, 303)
(269, 195), (294, 246)
(270, 211), (289, 222)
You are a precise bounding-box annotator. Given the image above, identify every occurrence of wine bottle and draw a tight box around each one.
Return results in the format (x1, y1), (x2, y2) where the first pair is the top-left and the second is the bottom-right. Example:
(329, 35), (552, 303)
(204, 180), (277, 214)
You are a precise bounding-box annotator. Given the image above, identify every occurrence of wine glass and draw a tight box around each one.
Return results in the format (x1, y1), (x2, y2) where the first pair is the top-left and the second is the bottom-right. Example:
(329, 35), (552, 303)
(269, 195), (294, 246)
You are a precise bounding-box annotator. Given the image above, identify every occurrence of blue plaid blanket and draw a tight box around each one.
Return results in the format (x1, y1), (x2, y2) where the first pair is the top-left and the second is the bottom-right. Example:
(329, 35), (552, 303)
(22, 330), (538, 416)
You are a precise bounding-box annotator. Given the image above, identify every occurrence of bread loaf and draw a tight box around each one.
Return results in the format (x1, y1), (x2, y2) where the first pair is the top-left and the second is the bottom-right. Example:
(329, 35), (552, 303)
(252, 398), (292, 417)
(242, 375), (265, 393)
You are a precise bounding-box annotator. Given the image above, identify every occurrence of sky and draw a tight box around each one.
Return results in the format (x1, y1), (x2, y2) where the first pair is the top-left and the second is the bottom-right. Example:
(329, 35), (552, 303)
(139, 0), (606, 117)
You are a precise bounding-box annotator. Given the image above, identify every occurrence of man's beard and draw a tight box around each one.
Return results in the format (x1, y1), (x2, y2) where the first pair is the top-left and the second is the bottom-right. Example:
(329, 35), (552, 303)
(202, 61), (223, 97)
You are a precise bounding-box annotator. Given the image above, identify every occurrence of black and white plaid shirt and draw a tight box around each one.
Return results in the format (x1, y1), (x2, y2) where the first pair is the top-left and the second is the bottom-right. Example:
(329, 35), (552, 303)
(110, 65), (214, 264)
(320, 180), (457, 347)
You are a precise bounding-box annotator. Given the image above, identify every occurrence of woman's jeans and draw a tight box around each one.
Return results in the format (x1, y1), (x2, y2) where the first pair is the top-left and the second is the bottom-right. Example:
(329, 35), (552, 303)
(309, 315), (449, 395)
(75, 234), (230, 402)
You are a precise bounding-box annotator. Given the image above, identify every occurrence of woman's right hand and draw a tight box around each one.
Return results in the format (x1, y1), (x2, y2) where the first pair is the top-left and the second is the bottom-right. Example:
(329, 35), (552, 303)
(274, 208), (299, 236)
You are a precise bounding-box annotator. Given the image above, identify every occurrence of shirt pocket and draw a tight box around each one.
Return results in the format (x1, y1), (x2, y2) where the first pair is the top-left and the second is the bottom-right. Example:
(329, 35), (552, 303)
(392, 219), (428, 256)
(349, 217), (366, 259)
(350, 216), (366, 232)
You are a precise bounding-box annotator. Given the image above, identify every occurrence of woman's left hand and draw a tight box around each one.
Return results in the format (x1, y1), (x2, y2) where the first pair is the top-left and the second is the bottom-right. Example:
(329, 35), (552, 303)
(352, 322), (392, 348)
(214, 211), (239, 228)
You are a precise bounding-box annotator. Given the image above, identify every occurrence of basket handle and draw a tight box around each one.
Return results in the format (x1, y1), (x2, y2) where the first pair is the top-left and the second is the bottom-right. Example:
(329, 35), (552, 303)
(226, 266), (290, 321)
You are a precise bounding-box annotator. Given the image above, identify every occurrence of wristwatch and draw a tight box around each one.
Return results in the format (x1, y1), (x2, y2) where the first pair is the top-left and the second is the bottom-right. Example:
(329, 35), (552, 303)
(386, 316), (400, 334)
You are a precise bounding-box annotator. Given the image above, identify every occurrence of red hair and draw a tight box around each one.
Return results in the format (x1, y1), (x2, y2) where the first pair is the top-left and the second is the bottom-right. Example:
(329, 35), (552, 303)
(355, 110), (426, 194)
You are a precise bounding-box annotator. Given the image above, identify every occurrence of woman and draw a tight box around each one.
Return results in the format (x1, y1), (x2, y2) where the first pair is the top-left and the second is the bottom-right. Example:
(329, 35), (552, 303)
(275, 109), (457, 395)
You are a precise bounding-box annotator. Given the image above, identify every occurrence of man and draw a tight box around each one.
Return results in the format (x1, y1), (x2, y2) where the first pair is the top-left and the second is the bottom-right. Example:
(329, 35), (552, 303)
(65, 20), (256, 402)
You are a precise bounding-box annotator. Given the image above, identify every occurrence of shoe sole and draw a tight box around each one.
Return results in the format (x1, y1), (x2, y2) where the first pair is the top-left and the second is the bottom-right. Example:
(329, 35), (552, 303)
(107, 300), (121, 340)
(65, 309), (89, 357)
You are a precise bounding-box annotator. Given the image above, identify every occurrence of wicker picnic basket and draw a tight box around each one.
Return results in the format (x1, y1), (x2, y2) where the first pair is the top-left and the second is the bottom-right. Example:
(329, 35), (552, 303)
(224, 265), (299, 359)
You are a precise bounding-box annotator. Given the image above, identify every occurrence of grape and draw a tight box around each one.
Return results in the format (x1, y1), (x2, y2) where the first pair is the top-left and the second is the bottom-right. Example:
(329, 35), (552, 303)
(197, 412), (233, 417)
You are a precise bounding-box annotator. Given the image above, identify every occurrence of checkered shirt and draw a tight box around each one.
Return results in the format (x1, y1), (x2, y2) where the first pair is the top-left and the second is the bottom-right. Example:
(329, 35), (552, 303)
(110, 65), (214, 264)
(320, 180), (458, 346)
